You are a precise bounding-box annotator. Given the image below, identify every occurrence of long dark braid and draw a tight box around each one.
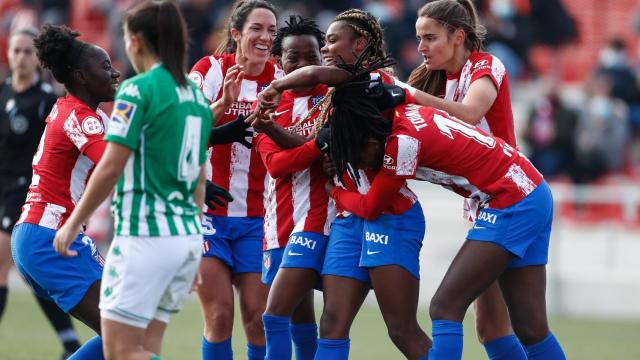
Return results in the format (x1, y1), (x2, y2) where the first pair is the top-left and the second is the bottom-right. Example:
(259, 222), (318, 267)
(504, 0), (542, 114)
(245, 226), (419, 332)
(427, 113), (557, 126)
(333, 9), (386, 62)
(329, 47), (396, 185)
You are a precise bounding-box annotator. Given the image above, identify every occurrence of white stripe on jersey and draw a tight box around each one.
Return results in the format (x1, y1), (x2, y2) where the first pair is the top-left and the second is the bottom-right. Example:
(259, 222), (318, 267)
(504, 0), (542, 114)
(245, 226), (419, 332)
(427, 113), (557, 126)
(202, 56), (223, 102)
(38, 203), (66, 229)
(137, 129), (149, 236)
(396, 135), (420, 176)
(173, 214), (186, 235)
(121, 156), (135, 236)
(291, 170), (311, 234)
(416, 166), (490, 204)
(263, 176), (279, 249)
(227, 143), (251, 216)
(154, 194), (171, 235)
(238, 79), (258, 102)
(69, 154), (93, 205)
(324, 198), (335, 234)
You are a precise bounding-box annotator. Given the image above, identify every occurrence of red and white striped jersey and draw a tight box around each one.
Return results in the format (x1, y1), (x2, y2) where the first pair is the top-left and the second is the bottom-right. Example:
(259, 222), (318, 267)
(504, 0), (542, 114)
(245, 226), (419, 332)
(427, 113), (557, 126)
(189, 53), (284, 217)
(17, 95), (108, 230)
(256, 85), (336, 250)
(445, 51), (515, 147)
(383, 104), (542, 209)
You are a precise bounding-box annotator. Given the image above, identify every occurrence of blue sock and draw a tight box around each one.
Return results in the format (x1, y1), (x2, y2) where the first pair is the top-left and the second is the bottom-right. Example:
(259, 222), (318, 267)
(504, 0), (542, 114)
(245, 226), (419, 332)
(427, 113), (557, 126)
(263, 314), (292, 360)
(314, 338), (350, 360)
(484, 335), (527, 360)
(291, 323), (318, 360)
(428, 320), (463, 360)
(248, 343), (266, 360)
(67, 336), (103, 360)
(202, 337), (233, 360)
(525, 332), (566, 360)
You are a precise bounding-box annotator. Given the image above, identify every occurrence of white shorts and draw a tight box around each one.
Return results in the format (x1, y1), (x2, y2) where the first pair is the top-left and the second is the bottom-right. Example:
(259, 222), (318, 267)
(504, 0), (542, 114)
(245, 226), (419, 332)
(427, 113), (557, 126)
(99, 234), (202, 328)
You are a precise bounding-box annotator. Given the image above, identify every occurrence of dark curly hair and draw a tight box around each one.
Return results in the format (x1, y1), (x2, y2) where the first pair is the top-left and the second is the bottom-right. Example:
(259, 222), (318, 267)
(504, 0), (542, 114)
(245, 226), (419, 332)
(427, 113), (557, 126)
(271, 15), (325, 58)
(34, 24), (89, 86)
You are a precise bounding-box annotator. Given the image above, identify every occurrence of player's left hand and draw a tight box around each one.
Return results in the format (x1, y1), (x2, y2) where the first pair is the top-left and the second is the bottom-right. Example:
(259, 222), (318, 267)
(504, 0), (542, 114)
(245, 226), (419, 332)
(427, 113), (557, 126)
(53, 221), (82, 257)
(210, 114), (253, 148)
(258, 85), (282, 111)
(205, 180), (234, 211)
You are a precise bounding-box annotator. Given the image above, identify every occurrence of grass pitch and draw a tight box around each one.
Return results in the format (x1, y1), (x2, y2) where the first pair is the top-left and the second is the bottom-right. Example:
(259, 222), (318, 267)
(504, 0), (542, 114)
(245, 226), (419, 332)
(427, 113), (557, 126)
(1, 290), (639, 359)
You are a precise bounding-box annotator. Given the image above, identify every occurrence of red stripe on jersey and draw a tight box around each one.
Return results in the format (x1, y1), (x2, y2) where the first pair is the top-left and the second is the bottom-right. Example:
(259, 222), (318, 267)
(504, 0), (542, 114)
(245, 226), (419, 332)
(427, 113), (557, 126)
(384, 104), (542, 209)
(256, 85), (336, 249)
(190, 53), (284, 217)
(19, 95), (108, 230)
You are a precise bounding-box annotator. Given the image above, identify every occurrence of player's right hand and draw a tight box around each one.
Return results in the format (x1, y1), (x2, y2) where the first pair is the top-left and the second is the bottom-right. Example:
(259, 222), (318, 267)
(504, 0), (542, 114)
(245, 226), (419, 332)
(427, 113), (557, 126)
(210, 114), (253, 148)
(53, 221), (81, 257)
(205, 180), (234, 211)
(221, 64), (244, 107)
(257, 84), (282, 111)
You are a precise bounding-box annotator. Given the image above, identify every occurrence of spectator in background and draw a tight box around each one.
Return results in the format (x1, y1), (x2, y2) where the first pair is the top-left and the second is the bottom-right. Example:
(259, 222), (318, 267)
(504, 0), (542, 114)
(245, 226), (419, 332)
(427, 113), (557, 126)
(571, 73), (629, 184)
(525, 80), (578, 178)
(595, 38), (640, 134)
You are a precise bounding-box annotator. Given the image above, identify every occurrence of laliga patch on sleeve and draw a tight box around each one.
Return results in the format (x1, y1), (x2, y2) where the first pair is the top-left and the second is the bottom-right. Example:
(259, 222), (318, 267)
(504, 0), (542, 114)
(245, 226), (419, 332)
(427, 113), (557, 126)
(108, 100), (137, 137)
(81, 116), (104, 135)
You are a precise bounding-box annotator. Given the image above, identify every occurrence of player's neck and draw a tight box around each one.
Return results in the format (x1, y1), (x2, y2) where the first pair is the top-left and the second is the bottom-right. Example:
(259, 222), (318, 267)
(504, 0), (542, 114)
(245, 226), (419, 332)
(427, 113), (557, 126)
(445, 48), (471, 76)
(236, 53), (264, 77)
(70, 90), (100, 110)
(11, 72), (36, 93)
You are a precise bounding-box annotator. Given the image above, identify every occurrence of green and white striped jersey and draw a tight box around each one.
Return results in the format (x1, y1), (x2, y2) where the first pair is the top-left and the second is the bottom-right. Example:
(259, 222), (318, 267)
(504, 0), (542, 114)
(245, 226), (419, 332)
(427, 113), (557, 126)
(105, 64), (212, 237)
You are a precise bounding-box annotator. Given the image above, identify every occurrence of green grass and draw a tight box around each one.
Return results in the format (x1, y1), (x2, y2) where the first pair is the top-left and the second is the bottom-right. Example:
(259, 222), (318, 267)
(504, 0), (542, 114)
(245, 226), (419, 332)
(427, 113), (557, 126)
(1, 290), (639, 359)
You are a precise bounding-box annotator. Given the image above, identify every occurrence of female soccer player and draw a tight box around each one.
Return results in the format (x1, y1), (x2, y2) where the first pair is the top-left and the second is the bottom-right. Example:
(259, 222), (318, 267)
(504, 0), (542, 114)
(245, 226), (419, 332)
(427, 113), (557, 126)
(10, 24), (120, 359)
(258, 9), (430, 360)
(0, 27), (83, 358)
(325, 69), (566, 360)
(408, 1), (524, 357)
(188, 1), (280, 359)
(54, 1), (211, 359)
(253, 15), (331, 360)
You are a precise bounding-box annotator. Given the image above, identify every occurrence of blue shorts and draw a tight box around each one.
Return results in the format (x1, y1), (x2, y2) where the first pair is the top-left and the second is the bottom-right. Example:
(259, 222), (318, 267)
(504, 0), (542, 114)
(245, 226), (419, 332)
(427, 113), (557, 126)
(201, 215), (263, 274)
(360, 202), (425, 279)
(321, 216), (370, 284)
(262, 247), (284, 285)
(11, 223), (104, 312)
(467, 180), (553, 268)
(281, 231), (329, 273)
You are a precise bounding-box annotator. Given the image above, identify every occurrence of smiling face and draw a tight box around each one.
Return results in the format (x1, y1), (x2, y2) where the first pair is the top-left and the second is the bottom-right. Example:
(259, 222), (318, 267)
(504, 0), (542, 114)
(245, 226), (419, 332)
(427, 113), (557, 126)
(232, 8), (277, 64)
(415, 16), (457, 71)
(82, 45), (121, 102)
(320, 21), (366, 66)
(279, 34), (322, 75)
(7, 33), (38, 79)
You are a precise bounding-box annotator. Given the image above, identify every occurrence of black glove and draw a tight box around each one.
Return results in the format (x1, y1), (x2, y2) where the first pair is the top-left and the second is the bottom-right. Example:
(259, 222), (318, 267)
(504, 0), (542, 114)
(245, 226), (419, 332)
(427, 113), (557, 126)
(205, 180), (233, 211)
(210, 114), (253, 148)
(315, 124), (331, 153)
(367, 84), (406, 111)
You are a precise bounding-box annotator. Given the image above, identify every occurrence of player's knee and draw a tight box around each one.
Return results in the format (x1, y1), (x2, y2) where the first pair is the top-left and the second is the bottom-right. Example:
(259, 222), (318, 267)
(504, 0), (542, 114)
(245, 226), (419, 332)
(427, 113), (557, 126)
(204, 306), (234, 336)
(475, 317), (512, 344)
(318, 308), (350, 339)
(243, 313), (266, 342)
(511, 319), (549, 345)
(386, 321), (416, 349)
(430, 294), (465, 322)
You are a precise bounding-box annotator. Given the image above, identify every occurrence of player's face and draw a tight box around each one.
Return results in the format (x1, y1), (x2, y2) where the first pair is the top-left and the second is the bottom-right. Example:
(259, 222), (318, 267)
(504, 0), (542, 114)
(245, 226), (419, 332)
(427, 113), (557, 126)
(415, 16), (456, 71)
(321, 21), (364, 66)
(279, 35), (322, 75)
(233, 8), (277, 64)
(83, 46), (121, 103)
(359, 138), (385, 169)
(7, 34), (38, 79)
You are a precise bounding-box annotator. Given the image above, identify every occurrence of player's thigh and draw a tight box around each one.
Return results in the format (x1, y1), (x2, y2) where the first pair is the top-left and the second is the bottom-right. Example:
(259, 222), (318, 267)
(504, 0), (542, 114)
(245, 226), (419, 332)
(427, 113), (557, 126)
(101, 317), (149, 358)
(319, 275), (369, 338)
(235, 272), (269, 316)
(143, 319), (168, 355)
(198, 256), (234, 311)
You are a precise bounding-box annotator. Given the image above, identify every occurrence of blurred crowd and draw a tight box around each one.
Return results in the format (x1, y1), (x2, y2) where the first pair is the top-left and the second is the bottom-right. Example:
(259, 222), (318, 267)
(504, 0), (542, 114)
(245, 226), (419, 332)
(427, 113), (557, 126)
(1, 0), (640, 184)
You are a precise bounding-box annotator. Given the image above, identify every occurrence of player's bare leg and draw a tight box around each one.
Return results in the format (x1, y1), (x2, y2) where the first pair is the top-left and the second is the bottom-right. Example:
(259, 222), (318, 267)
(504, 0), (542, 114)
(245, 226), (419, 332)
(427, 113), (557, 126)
(101, 318), (159, 360)
(197, 257), (234, 342)
(69, 280), (102, 334)
(265, 268), (317, 318)
(235, 272), (269, 346)
(474, 282), (514, 343)
(318, 275), (368, 339)
(369, 265), (431, 360)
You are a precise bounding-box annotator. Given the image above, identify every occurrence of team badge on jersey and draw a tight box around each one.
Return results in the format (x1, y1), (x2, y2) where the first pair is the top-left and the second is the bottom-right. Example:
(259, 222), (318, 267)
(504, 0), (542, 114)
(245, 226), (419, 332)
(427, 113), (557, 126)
(311, 95), (324, 107)
(188, 71), (204, 88)
(109, 100), (137, 137)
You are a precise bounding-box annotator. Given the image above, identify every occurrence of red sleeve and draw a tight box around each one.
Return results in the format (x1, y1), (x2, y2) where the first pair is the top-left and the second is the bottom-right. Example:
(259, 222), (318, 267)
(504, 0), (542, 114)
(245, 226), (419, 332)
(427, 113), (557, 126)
(83, 140), (106, 164)
(63, 112), (107, 156)
(256, 136), (321, 179)
(331, 170), (406, 220)
(470, 54), (502, 91)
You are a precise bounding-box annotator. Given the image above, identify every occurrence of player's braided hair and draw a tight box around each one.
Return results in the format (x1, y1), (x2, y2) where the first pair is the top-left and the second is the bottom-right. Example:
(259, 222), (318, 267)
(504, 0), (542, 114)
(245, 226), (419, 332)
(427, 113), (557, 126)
(333, 9), (387, 62)
(328, 46), (396, 185)
(271, 15), (325, 58)
(34, 24), (89, 86)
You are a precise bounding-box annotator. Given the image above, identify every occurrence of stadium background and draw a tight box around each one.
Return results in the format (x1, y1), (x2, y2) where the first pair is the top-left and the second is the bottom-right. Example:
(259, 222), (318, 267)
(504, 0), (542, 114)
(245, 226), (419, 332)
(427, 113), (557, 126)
(1, 0), (640, 358)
